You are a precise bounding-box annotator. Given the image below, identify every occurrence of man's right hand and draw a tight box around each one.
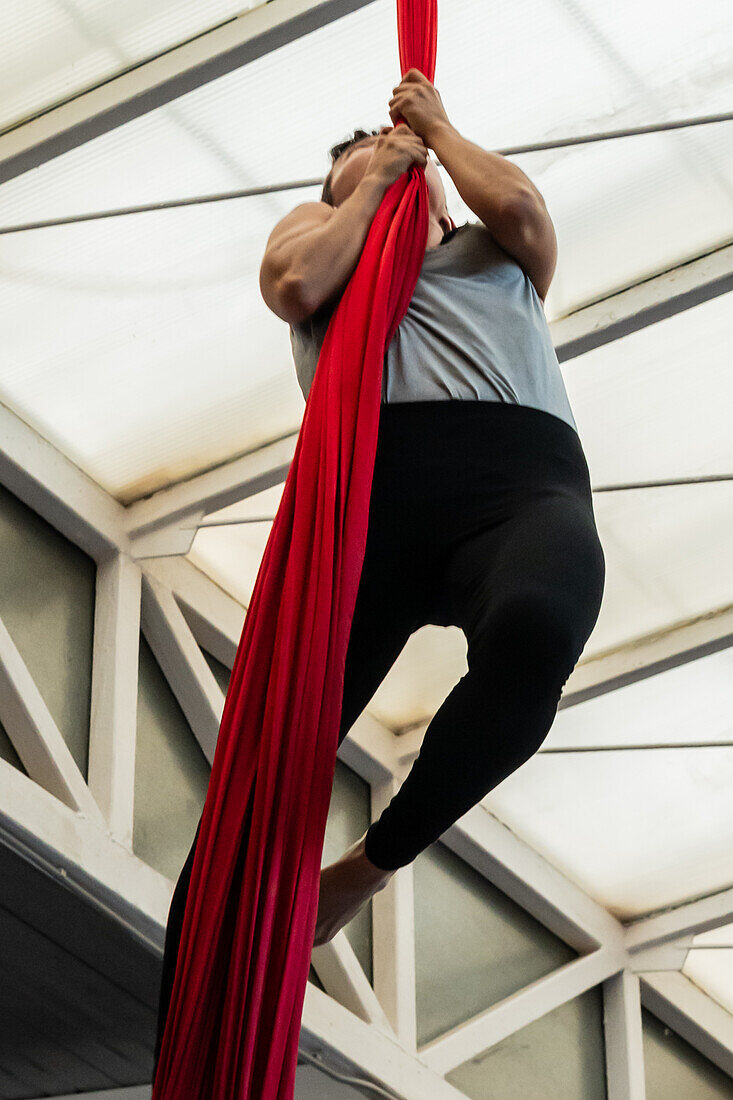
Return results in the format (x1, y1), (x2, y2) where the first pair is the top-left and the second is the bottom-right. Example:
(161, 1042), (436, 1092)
(365, 125), (429, 189)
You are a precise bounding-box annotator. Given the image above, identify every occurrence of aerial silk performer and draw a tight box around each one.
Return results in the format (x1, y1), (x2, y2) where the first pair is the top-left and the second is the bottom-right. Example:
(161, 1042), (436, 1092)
(152, 1), (438, 1095)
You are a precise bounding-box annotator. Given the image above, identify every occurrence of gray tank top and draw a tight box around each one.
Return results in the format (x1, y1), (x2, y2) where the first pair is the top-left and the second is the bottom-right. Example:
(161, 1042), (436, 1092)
(288, 219), (578, 435)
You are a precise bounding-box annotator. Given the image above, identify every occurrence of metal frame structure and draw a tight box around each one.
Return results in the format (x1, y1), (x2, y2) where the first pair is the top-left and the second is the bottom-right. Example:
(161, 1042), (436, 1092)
(2, 362), (732, 1097)
(1, 0), (731, 1094)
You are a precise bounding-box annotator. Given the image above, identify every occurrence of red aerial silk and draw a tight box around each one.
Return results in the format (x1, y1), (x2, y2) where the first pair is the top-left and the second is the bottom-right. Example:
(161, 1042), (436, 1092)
(152, 1), (438, 1095)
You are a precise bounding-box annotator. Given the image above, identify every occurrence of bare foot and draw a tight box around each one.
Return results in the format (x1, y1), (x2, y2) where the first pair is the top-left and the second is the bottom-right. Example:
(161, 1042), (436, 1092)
(313, 833), (396, 947)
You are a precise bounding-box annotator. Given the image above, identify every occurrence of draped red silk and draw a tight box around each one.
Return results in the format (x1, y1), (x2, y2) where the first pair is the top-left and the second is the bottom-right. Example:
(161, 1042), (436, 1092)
(152, 2), (437, 1095)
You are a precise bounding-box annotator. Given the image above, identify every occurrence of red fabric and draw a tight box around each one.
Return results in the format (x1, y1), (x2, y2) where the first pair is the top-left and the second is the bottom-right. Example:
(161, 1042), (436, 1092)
(152, 2), (437, 1094)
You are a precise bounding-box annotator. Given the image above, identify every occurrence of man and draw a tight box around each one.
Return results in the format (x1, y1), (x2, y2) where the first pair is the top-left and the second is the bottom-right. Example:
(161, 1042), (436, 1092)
(256, 70), (597, 948)
(155, 76), (602, 1049)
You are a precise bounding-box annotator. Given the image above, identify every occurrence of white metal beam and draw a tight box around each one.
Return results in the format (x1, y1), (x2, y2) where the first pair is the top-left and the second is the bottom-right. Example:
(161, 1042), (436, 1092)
(626, 885), (733, 953)
(125, 434), (296, 557)
(371, 774), (418, 1051)
(0, 0), (378, 185)
(0, 401), (130, 560)
(0, 614), (106, 825)
(140, 572), (225, 764)
(139, 555), (401, 785)
(140, 550), (400, 776)
(0, 755), (169, 949)
(310, 932), (397, 1038)
(301, 982), (468, 1100)
(550, 241), (733, 361)
(336, 708), (402, 785)
(640, 971), (733, 1080)
(627, 938), (696, 974)
(139, 554), (245, 667)
(418, 946), (626, 1074)
(440, 804), (626, 953)
(88, 551), (142, 845)
(603, 970), (647, 1100)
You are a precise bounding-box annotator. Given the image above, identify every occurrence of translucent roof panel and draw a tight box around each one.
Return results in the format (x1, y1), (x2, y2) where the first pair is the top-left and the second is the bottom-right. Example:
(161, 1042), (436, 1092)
(591, 484), (733, 648)
(189, 484), (284, 607)
(544, 648), (733, 751)
(483, 648), (733, 918)
(0, 0), (263, 131)
(564, 292), (733, 487)
(685, 924), (733, 1014)
(0, 0), (730, 313)
(2, 220), (729, 513)
(561, 292), (733, 653)
(0, 199), (307, 504)
(487, 745), (733, 919)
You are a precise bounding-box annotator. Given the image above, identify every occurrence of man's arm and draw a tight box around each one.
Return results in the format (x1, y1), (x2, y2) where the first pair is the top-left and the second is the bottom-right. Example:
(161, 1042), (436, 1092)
(427, 122), (557, 302)
(259, 173), (389, 325)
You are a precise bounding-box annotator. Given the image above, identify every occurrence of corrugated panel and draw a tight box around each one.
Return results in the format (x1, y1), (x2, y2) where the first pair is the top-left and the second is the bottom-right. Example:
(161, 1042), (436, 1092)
(0, 0), (265, 130)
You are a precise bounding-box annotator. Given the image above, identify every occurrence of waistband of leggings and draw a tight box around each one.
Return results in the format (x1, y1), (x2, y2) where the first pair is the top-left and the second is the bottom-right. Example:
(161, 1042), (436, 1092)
(377, 399), (581, 447)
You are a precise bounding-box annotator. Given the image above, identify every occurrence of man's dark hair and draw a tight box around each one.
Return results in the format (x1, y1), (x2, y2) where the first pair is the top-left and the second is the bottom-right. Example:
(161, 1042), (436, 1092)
(321, 128), (382, 206)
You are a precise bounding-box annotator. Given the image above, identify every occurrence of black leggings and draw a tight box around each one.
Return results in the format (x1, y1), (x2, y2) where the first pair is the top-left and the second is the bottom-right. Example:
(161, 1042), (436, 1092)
(154, 399), (605, 1066)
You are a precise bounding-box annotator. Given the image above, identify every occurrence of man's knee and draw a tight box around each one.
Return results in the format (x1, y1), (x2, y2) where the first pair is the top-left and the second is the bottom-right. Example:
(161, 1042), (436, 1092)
(471, 589), (584, 687)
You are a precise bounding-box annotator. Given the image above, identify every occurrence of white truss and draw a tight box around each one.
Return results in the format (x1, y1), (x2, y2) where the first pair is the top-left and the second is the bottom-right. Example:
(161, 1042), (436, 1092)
(311, 933), (397, 1039)
(640, 972), (733, 1080)
(371, 774), (419, 1051)
(603, 970), (647, 1100)
(140, 571), (224, 764)
(0, 399), (731, 1097)
(88, 552), (142, 846)
(0, 5), (731, 1085)
(0, 614), (105, 825)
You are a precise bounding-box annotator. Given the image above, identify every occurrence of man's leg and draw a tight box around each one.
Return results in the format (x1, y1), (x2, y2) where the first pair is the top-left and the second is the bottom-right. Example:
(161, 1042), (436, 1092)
(311, 537), (422, 944)
(362, 491), (606, 872)
(153, 816), (200, 1071)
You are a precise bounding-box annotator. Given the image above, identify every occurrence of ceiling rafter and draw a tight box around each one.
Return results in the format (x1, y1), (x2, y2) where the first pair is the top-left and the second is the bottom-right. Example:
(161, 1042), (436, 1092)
(0, 0), (378, 186)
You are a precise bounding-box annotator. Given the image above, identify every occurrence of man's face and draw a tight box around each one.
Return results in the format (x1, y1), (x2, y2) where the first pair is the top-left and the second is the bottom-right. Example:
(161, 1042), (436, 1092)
(328, 131), (450, 227)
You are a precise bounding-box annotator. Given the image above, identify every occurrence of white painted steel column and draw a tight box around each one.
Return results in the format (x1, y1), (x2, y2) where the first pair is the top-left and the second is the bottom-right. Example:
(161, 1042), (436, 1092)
(603, 969), (647, 1099)
(371, 771), (418, 1051)
(88, 551), (142, 845)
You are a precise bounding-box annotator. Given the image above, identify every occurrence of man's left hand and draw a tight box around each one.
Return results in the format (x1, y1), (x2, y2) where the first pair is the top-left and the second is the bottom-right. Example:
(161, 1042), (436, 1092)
(388, 68), (453, 147)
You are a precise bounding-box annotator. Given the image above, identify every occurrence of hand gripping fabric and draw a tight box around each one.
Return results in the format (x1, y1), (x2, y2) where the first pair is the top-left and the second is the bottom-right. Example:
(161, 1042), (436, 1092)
(152, 2), (437, 1095)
